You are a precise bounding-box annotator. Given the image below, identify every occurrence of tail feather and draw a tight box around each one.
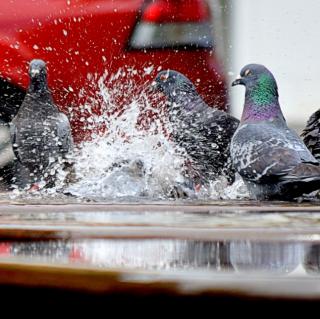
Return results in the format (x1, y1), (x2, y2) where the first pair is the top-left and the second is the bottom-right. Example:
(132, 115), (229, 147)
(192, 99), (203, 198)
(301, 109), (320, 161)
(277, 162), (320, 198)
(280, 162), (320, 181)
(279, 179), (320, 199)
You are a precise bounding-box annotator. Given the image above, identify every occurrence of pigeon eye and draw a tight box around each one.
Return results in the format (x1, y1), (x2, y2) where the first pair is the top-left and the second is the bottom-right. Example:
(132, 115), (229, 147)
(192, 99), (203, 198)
(160, 74), (168, 82)
(244, 69), (252, 76)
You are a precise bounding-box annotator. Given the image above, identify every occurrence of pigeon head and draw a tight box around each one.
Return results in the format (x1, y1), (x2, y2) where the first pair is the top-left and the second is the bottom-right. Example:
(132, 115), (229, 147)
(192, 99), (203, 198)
(232, 64), (284, 122)
(232, 64), (279, 104)
(152, 70), (199, 102)
(28, 59), (48, 92)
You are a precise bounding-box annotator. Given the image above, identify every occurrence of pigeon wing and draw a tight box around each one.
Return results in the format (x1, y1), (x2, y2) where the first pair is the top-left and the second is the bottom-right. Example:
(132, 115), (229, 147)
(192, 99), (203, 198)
(231, 123), (314, 183)
(9, 121), (21, 162)
(202, 109), (239, 141)
(56, 112), (73, 154)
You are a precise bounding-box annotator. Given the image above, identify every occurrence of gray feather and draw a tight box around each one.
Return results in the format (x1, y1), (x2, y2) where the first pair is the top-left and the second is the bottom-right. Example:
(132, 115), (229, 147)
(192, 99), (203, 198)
(153, 70), (239, 185)
(301, 109), (320, 161)
(231, 64), (320, 200)
(11, 59), (73, 186)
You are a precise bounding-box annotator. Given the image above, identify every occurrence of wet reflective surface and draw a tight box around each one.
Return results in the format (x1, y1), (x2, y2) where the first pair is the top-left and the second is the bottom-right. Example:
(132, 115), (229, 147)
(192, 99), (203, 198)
(1, 238), (320, 276)
(1, 201), (320, 230)
(0, 239), (309, 274)
(0, 202), (319, 299)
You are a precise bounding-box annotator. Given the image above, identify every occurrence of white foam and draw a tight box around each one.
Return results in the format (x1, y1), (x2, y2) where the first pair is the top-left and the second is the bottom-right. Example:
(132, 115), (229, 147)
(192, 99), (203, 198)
(65, 67), (191, 200)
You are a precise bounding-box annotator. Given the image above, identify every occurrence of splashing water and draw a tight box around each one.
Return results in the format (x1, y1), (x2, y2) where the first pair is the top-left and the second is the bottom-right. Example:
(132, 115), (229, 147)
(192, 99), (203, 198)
(65, 67), (249, 201)
(11, 67), (248, 201)
(65, 67), (194, 200)
(66, 105), (190, 200)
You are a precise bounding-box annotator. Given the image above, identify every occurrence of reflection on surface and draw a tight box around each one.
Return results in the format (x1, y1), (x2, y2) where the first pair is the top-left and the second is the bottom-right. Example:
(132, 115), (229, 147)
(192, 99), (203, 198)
(230, 241), (303, 274)
(1, 239), (319, 276)
(10, 241), (71, 264)
(7, 240), (234, 271)
(71, 240), (234, 270)
(304, 244), (320, 274)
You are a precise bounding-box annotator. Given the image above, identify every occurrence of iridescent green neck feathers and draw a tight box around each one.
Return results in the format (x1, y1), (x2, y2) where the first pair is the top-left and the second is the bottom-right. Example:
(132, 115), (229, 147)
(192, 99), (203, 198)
(248, 73), (279, 106)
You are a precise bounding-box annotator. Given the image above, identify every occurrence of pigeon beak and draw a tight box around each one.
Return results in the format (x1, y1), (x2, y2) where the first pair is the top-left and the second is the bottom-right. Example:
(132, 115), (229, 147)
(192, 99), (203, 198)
(232, 77), (244, 86)
(30, 69), (40, 77)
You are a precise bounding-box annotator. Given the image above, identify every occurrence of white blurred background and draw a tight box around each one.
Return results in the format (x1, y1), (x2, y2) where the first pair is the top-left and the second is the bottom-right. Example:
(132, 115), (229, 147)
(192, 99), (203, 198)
(212, 0), (320, 131)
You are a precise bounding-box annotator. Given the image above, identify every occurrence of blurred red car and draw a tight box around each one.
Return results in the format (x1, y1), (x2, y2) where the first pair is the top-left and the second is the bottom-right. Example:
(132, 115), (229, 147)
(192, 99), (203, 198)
(0, 0), (227, 143)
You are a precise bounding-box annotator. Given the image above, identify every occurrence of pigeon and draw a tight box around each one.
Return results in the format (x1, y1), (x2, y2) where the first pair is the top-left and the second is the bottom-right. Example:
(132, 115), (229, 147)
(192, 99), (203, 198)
(152, 70), (239, 186)
(301, 109), (320, 161)
(231, 64), (320, 200)
(11, 59), (73, 189)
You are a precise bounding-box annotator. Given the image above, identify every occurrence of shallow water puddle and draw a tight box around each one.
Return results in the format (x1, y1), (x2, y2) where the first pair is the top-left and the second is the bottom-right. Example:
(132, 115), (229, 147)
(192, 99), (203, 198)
(0, 238), (312, 274)
(0, 203), (318, 298)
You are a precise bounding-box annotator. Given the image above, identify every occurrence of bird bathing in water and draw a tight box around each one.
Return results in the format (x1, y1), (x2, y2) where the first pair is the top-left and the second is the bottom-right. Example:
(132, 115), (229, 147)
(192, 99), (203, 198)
(10, 59), (73, 190)
(152, 70), (239, 190)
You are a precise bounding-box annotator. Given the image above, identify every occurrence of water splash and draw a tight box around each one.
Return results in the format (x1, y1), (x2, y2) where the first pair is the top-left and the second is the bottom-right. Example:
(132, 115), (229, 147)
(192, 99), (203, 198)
(10, 66), (248, 201)
(65, 67), (194, 200)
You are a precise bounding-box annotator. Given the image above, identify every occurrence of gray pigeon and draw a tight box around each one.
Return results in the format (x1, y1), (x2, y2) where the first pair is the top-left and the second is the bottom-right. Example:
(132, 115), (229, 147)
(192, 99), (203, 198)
(11, 59), (73, 188)
(152, 70), (239, 185)
(231, 64), (320, 200)
(301, 109), (320, 161)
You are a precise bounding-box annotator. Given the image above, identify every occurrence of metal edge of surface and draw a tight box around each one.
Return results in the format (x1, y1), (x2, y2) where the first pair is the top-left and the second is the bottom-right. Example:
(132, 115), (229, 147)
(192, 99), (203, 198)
(0, 202), (320, 213)
(0, 258), (318, 300)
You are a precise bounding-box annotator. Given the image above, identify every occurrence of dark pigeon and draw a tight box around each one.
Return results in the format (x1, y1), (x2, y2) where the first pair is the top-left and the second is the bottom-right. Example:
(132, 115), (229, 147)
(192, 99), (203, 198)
(231, 64), (320, 200)
(11, 59), (73, 188)
(152, 70), (239, 186)
(301, 109), (320, 161)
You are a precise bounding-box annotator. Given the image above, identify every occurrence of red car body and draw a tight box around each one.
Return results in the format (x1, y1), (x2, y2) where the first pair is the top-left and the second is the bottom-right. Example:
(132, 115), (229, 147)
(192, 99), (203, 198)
(0, 0), (227, 143)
